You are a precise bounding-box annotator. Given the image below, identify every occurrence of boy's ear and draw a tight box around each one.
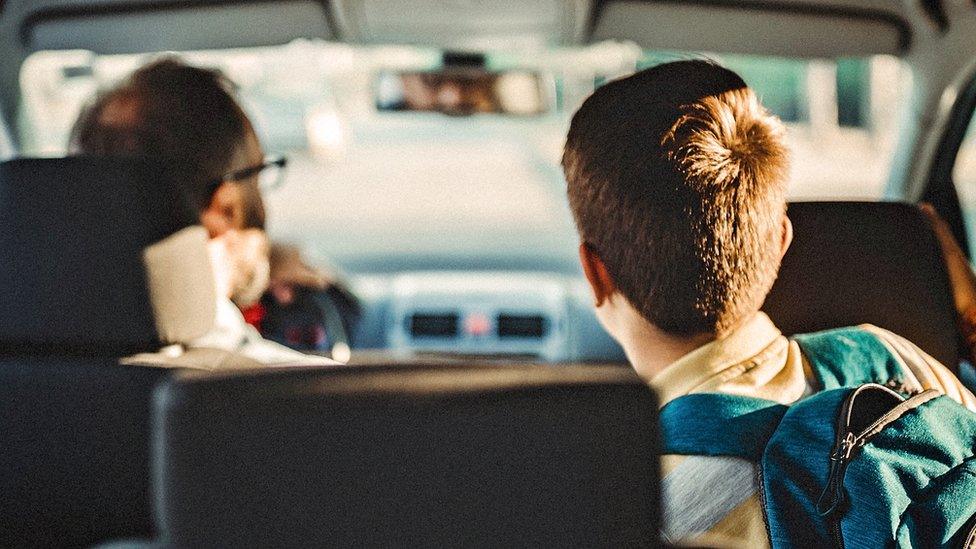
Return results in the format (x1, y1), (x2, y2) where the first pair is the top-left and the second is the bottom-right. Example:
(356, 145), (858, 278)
(779, 215), (794, 261)
(579, 243), (616, 307)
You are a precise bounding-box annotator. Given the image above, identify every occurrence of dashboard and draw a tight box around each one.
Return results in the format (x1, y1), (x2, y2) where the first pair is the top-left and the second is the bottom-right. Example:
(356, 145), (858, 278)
(349, 271), (625, 363)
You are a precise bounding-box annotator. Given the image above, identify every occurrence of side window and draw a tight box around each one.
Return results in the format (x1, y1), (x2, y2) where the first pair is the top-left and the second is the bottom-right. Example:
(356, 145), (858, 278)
(954, 117), (976, 254)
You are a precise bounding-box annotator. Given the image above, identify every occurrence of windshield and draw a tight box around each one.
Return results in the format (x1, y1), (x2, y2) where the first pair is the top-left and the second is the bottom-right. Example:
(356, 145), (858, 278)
(18, 41), (912, 275)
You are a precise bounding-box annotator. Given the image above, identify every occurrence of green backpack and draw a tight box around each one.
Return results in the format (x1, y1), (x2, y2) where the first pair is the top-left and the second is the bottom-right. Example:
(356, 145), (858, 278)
(660, 327), (976, 548)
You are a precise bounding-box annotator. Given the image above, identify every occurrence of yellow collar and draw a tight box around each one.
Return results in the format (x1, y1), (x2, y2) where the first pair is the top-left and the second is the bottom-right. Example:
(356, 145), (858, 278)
(650, 312), (783, 407)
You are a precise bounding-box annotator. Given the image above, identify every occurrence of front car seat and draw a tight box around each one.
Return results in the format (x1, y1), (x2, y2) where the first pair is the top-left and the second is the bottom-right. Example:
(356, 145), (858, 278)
(763, 201), (960, 369)
(152, 364), (662, 547)
(0, 157), (216, 547)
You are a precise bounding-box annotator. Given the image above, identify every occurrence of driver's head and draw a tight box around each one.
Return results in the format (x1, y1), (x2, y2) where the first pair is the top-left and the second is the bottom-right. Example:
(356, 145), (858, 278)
(72, 57), (270, 306)
(563, 60), (791, 339)
(71, 57), (266, 237)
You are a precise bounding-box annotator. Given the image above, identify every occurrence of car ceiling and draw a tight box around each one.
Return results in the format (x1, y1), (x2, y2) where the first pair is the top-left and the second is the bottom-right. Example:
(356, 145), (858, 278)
(0, 0), (960, 151)
(1, 0), (916, 54)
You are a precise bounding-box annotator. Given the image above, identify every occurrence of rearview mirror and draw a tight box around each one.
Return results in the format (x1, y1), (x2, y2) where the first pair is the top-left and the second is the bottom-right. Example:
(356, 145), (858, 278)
(375, 69), (550, 116)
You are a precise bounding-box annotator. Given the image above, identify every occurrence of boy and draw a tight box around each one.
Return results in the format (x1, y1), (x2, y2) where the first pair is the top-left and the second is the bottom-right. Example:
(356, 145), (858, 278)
(562, 60), (976, 546)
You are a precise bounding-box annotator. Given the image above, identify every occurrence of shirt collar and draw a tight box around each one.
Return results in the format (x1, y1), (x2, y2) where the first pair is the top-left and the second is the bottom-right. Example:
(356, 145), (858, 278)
(650, 312), (783, 407)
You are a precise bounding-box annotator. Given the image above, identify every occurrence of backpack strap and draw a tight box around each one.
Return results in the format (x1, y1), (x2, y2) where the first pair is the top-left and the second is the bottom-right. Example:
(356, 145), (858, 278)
(660, 393), (788, 461)
(793, 327), (906, 391)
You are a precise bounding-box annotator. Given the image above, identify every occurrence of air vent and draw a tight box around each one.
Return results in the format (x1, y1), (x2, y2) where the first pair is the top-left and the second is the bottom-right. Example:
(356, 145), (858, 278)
(62, 65), (93, 79)
(497, 314), (548, 338)
(409, 313), (459, 338)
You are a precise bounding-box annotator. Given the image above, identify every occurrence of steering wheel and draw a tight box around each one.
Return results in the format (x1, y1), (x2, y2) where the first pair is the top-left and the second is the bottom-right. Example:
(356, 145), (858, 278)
(257, 283), (360, 362)
(313, 285), (358, 362)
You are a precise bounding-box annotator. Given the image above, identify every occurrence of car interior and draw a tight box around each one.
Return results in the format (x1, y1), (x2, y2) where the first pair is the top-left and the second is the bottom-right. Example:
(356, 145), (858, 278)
(3, 0), (976, 547)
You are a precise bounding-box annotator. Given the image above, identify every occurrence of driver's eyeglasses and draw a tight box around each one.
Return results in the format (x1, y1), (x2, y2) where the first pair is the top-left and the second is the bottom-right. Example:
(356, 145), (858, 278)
(210, 155), (288, 193)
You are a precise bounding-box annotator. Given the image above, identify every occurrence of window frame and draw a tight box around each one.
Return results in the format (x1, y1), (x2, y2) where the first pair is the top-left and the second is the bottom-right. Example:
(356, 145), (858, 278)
(923, 67), (976, 259)
(0, 108), (14, 160)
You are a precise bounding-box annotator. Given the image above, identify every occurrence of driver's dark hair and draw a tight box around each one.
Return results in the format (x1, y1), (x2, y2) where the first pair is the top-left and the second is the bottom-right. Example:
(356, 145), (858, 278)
(563, 60), (789, 336)
(71, 56), (265, 229)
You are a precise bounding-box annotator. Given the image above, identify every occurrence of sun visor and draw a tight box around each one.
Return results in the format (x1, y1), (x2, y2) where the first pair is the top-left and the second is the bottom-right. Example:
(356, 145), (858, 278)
(330, 0), (591, 50)
(591, 1), (909, 59)
(24, 1), (331, 54)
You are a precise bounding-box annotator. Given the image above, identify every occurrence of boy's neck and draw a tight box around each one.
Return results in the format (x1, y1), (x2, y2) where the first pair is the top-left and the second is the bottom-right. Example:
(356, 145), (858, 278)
(617, 312), (715, 381)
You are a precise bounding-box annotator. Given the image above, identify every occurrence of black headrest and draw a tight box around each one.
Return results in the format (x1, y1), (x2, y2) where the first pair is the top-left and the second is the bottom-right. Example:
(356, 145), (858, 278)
(0, 156), (198, 355)
(763, 201), (959, 368)
(154, 364), (662, 547)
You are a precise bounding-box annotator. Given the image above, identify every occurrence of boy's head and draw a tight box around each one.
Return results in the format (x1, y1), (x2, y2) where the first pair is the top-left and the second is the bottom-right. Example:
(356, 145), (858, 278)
(563, 60), (791, 338)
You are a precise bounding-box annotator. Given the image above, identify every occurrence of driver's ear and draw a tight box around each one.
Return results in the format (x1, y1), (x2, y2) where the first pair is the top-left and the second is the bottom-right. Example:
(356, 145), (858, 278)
(579, 243), (616, 307)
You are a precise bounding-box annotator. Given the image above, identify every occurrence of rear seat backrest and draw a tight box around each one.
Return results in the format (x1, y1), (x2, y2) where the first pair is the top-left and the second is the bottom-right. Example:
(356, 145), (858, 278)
(763, 201), (960, 369)
(153, 364), (662, 547)
(0, 156), (215, 547)
(0, 358), (173, 548)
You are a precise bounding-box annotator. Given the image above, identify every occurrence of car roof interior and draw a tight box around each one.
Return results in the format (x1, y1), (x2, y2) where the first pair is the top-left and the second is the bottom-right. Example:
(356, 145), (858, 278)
(0, 1), (936, 144)
(3, 0), (972, 202)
